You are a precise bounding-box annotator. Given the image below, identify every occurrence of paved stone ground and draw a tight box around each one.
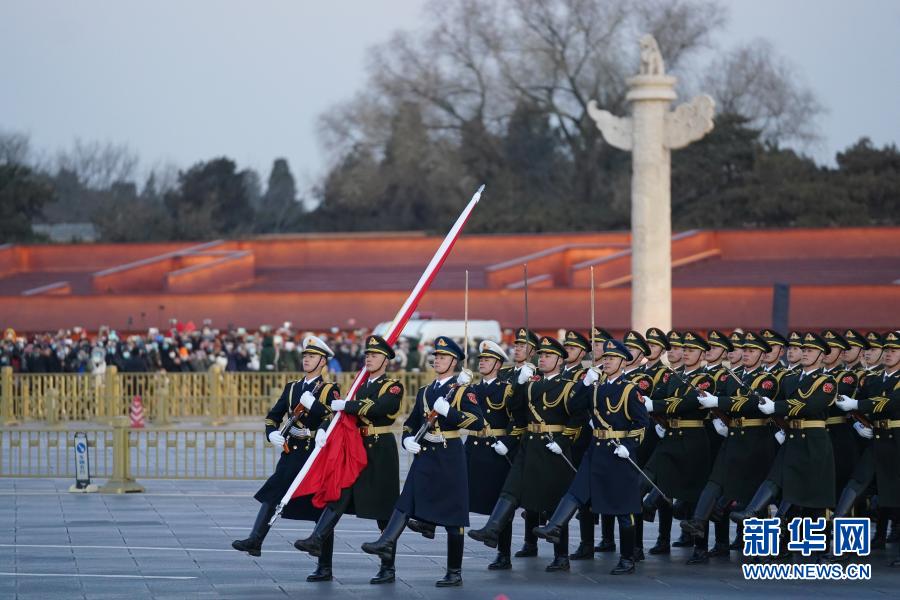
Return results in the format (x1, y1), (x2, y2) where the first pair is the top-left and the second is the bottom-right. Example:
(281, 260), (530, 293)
(2, 477), (898, 599)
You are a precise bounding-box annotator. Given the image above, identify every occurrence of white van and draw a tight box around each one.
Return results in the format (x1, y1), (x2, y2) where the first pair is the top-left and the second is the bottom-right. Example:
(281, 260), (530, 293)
(372, 319), (502, 344)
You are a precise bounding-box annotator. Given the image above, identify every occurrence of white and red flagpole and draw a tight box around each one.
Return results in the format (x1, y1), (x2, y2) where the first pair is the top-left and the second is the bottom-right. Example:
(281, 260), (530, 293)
(271, 184), (485, 523)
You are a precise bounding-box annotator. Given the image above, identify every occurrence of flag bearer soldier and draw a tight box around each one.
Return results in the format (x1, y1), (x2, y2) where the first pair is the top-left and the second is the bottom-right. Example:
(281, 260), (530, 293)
(735, 332), (838, 561)
(836, 331), (900, 565)
(465, 340), (518, 570)
(293, 335), (404, 584)
(361, 336), (483, 587)
(560, 330), (599, 561)
(684, 331), (779, 562)
(232, 336), (341, 560)
(534, 339), (650, 575)
(641, 331), (715, 562)
(468, 336), (590, 573)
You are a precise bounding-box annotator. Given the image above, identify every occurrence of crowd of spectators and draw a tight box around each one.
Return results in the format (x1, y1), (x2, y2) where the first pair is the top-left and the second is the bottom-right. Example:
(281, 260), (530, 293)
(0, 322), (516, 375)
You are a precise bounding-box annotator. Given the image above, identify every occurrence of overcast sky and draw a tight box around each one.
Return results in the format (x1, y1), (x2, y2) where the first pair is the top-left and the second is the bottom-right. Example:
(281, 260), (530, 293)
(2, 0), (899, 194)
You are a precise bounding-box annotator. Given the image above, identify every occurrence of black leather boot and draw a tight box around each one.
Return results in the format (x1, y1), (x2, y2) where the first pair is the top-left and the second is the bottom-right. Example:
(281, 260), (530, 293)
(650, 502), (672, 554)
(873, 508), (890, 550)
(595, 514), (616, 552)
(231, 502), (275, 557)
(642, 488), (661, 522)
(545, 524), (570, 572)
(514, 509), (540, 556)
(368, 518), (396, 584)
(681, 482), (721, 538)
(633, 513), (645, 560)
(294, 506), (341, 557)
(488, 522), (513, 570)
(612, 515), (636, 574)
(361, 509), (407, 562)
(534, 494), (580, 545)
(407, 519), (436, 539)
(834, 482), (862, 518)
(468, 496), (517, 549)
(436, 531), (464, 587)
(686, 531), (709, 565)
(730, 481), (780, 523)
(306, 532), (334, 581)
(708, 541), (730, 558)
(730, 522), (742, 551)
(569, 507), (595, 559)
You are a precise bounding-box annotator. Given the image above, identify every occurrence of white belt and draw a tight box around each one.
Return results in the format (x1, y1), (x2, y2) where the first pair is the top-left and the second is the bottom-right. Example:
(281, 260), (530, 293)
(423, 432), (446, 444)
(289, 427), (311, 438)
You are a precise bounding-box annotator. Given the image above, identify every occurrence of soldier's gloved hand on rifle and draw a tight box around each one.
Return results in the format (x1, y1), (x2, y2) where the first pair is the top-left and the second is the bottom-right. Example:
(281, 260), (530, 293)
(613, 444), (630, 459)
(331, 399), (347, 412)
(699, 393), (719, 409)
(268, 431), (286, 447)
(457, 369), (473, 385)
(853, 421), (874, 439)
(403, 437), (421, 454)
(492, 441), (508, 456)
(758, 396), (775, 414)
(583, 367), (600, 386)
(655, 424), (666, 438)
(836, 395), (858, 411)
(299, 391), (316, 410)
(517, 364), (535, 384)
(774, 430), (786, 445)
(643, 397), (654, 412)
(713, 418), (728, 437)
(433, 397), (451, 416)
(545, 440), (563, 455)
(315, 428), (327, 448)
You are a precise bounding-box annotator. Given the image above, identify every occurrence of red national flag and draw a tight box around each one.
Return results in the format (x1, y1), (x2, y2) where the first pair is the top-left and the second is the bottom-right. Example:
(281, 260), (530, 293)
(292, 413), (367, 508)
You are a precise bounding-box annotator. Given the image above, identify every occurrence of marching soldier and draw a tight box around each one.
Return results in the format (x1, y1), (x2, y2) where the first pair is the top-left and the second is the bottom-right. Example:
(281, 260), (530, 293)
(641, 332), (714, 562)
(468, 336), (589, 573)
(560, 330), (597, 561)
(293, 335), (403, 584)
(466, 340), (518, 570)
(667, 331), (684, 371)
(727, 332), (745, 372)
(736, 332), (838, 560)
(361, 336), (483, 587)
(684, 331), (779, 561)
(836, 331), (900, 565)
(761, 329), (788, 375)
(619, 331), (656, 561)
(821, 330), (861, 503)
(533, 339), (650, 575)
(499, 327), (544, 557)
(232, 336), (340, 561)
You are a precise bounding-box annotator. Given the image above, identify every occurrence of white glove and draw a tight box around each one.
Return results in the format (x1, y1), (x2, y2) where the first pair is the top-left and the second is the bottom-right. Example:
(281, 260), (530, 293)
(853, 422), (873, 439)
(614, 444), (630, 459)
(492, 441), (509, 456)
(433, 397), (451, 416)
(655, 424), (666, 438)
(545, 441), (563, 455)
(403, 437), (421, 454)
(583, 367), (600, 386)
(315, 428), (327, 448)
(517, 364), (535, 384)
(267, 431), (285, 446)
(713, 418), (728, 437)
(836, 396), (858, 411)
(774, 430), (786, 445)
(643, 397), (654, 412)
(457, 369), (473, 385)
(331, 399), (347, 412)
(758, 396), (775, 415)
(699, 393), (719, 408)
(299, 391), (316, 409)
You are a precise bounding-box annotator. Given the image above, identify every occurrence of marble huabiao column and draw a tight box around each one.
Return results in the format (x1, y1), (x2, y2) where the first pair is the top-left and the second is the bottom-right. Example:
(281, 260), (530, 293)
(588, 34), (715, 332)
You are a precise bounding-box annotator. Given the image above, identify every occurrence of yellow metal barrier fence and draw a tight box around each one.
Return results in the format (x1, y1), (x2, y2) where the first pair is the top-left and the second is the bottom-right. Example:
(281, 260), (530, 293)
(0, 422), (412, 481)
(0, 367), (429, 423)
